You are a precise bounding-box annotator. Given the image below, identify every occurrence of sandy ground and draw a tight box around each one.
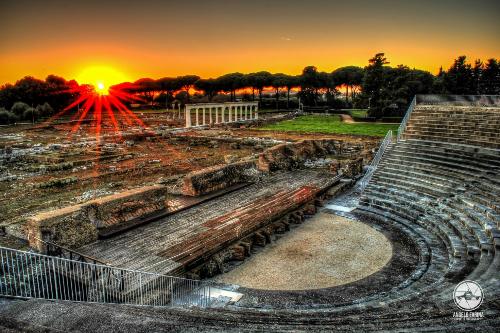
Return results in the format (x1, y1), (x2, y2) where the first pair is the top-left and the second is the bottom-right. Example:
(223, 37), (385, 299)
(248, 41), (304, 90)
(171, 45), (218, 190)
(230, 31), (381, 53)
(340, 114), (355, 123)
(216, 212), (392, 290)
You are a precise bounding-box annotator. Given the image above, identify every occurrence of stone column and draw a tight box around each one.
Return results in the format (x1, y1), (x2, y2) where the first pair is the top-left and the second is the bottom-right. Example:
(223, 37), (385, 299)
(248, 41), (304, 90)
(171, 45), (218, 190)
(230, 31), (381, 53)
(229, 106), (233, 122)
(215, 106), (219, 124)
(245, 105), (248, 120)
(255, 104), (259, 120)
(185, 106), (191, 127)
(209, 107), (213, 124)
(202, 107), (206, 125)
(196, 108), (199, 126)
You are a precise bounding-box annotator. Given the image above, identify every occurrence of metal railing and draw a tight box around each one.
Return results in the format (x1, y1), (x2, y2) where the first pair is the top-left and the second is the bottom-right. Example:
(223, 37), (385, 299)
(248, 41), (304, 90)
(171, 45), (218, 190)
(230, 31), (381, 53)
(397, 96), (416, 142)
(28, 234), (108, 265)
(356, 130), (393, 192)
(0, 246), (212, 308)
(358, 94), (500, 191)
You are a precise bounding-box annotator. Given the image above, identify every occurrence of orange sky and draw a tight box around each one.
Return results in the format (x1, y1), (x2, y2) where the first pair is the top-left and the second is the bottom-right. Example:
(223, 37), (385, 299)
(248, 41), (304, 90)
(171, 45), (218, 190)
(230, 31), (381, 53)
(1, 0), (499, 85)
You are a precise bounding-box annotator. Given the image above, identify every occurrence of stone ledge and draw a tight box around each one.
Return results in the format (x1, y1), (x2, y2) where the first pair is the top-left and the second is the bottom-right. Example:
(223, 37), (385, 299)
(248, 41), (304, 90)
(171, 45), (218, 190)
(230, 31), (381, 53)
(27, 185), (168, 252)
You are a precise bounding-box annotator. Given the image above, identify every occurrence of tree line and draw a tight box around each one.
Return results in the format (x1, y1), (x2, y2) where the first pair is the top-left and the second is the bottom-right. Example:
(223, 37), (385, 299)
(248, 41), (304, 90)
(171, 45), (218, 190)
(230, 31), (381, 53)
(0, 54), (498, 124)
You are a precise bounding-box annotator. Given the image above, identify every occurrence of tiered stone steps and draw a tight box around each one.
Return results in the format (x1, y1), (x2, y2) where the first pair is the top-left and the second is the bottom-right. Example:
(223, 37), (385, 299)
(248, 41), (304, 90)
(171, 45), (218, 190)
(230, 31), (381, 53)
(403, 106), (500, 149)
(358, 136), (499, 316)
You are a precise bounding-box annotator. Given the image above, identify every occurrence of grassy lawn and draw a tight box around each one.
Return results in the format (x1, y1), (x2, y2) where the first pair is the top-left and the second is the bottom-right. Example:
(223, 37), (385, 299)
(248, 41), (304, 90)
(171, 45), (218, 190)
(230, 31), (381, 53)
(349, 109), (368, 118)
(260, 115), (398, 137)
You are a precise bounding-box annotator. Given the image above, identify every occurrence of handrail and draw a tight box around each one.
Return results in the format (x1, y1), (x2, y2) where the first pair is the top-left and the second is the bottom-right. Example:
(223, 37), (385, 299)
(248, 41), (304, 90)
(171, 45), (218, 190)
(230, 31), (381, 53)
(0, 245), (213, 308)
(356, 130), (393, 192)
(27, 234), (110, 266)
(397, 95), (416, 142)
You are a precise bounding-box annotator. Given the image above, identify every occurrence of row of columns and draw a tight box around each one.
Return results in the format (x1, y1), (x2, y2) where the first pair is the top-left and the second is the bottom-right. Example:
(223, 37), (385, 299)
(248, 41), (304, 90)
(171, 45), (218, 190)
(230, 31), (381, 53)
(185, 102), (259, 128)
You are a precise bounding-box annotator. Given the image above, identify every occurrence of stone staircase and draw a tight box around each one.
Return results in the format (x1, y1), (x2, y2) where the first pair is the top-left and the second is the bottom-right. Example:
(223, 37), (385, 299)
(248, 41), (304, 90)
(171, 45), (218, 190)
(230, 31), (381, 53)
(403, 105), (500, 149)
(356, 102), (500, 327)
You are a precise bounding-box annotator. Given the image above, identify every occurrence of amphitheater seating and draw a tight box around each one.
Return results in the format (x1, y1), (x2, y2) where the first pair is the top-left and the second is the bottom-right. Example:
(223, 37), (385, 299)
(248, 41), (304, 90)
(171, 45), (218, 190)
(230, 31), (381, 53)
(404, 105), (500, 149)
(358, 103), (500, 322)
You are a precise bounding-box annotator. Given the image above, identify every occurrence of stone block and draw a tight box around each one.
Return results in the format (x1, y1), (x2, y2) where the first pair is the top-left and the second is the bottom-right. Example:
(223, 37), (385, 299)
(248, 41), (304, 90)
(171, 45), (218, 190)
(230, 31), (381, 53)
(27, 185), (168, 252)
(182, 160), (258, 196)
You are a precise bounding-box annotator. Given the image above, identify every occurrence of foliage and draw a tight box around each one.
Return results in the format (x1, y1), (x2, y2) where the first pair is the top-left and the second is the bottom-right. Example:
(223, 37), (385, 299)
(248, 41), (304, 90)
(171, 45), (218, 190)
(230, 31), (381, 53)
(0, 108), (18, 124)
(260, 115), (398, 137)
(1, 53), (498, 123)
(11, 101), (31, 117)
(331, 66), (364, 102)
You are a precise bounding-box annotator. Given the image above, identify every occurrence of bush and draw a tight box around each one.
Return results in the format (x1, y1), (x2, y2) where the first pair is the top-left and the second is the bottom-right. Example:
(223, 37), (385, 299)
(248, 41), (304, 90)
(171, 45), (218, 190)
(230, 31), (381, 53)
(22, 108), (38, 121)
(0, 108), (18, 125)
(35, 102), (54, 118)
(10, 102), (31, 118)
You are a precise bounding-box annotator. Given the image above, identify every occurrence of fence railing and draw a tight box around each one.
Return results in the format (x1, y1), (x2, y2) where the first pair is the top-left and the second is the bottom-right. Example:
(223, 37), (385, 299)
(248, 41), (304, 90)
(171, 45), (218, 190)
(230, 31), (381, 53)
(358, 94), (499, 191)
(28, 234), (108, 266)
(356, 130), (393, 192)
(397, 96), (416, 142)
(0, 246), (212, 308)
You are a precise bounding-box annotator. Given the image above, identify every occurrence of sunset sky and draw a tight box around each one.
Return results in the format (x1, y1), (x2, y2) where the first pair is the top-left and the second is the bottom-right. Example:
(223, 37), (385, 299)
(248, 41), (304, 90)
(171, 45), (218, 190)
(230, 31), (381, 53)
(1, 0), (499, 86)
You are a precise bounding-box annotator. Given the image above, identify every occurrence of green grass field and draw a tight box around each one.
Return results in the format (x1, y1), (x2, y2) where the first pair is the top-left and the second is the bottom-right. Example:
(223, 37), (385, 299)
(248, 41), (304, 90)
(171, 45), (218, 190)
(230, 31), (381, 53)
(260, 115), (398, 137)
(349, 109), (368, 118)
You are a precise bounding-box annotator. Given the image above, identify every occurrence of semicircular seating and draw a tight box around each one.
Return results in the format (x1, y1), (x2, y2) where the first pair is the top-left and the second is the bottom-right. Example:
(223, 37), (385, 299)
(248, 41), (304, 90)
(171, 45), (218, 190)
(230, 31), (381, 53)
(355, 103), (500, 327)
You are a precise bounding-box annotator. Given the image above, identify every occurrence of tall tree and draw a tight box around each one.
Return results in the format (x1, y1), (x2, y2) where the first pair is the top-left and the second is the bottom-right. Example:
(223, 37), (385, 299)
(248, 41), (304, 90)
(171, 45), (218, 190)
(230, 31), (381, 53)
(442, 55), (474, 94)
(299, 66), (323, 106)
(363, 53), (389, 118)
(247, 71), (273, 104)
(215, 73), (244, 102)
(331, 66), (364, 102)
(134, 78), (158, 106)
(194, 79), (220, 101)
(479, 58), (500, 94)
(271, 73), (289, 109)
(284, 75), (300, 109)
(176, 75), (200, 103)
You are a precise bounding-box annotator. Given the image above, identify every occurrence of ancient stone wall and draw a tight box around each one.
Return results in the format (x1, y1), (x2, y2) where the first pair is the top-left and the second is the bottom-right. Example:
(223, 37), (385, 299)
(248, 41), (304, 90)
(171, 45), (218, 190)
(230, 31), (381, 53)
(257, 139), (365, 172)
(27, 185), (168, 252)
(182, 161), (259, 196)
(182, 139), (369, 197)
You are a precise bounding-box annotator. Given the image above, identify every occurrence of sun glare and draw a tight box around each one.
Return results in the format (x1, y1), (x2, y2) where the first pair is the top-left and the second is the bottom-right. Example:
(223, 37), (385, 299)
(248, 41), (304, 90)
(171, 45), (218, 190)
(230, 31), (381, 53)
(96, 82), (106, 94)
(76, 65), (129, 94)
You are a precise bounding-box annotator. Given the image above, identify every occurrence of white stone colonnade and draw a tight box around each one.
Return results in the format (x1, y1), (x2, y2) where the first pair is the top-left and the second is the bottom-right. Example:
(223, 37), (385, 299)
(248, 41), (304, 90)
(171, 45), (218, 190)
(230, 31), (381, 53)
(185, 102), (259, 128)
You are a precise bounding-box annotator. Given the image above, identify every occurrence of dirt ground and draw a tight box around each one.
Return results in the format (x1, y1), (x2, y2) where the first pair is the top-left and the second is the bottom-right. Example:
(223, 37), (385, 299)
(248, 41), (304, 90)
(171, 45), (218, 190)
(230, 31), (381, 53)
(215, 211), (392, 290)
(0, 111), (378, 242)
(0, 115), (263, 228)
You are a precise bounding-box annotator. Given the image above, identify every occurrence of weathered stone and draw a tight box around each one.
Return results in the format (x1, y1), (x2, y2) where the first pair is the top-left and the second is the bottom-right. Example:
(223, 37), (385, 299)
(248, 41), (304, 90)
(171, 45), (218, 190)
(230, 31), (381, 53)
(229, 245), (246, 261)
(27, 185), (169, 251)
(224, 154), (239, 164)
(182, 160), (258, 196)
(303, 203), (317, 215)
(253, 232), (267, 247)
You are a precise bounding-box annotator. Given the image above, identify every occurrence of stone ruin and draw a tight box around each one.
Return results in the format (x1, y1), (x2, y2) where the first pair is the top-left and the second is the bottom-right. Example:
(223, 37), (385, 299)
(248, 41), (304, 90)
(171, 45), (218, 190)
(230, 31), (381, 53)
(25, 137), (371, 252)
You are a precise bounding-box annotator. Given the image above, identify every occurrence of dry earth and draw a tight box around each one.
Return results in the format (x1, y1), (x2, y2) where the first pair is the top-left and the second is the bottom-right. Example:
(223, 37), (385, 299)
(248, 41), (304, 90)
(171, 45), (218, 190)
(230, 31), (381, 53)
(216, 211), (392, 290)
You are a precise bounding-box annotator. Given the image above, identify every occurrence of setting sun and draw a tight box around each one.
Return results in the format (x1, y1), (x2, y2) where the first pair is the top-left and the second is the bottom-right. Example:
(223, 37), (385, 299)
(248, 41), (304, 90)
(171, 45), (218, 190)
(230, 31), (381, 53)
(76, 65), (130, 92)
(96, 82), (106, 94)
